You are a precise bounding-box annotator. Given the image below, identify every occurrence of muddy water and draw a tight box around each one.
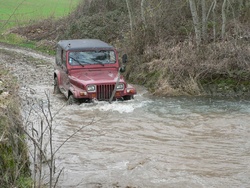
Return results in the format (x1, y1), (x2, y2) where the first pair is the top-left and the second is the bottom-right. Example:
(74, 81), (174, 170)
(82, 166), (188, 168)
(58, 96), (250, 187)
(1, 45), (250, 188)
(26, 86), (250, 188)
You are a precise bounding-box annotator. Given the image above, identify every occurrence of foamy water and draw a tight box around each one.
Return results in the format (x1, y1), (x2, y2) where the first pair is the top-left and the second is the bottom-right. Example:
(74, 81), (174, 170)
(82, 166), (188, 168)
(77, 98), (152, 113)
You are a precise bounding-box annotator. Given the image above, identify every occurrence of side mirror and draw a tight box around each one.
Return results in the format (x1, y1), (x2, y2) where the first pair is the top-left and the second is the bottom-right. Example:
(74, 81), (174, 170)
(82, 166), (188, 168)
(119, 66), (126, 73)
(122, 54), (128, 64)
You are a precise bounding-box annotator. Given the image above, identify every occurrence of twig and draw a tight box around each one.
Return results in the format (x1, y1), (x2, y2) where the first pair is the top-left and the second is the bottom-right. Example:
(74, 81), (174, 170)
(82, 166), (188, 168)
(1, 0), (26, 30)
(53, 167), (64, 188)
(53, 118), (95, 156)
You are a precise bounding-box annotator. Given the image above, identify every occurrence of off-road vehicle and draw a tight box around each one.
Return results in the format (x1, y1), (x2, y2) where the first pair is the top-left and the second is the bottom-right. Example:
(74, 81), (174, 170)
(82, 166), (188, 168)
(53, 39), (136, 104)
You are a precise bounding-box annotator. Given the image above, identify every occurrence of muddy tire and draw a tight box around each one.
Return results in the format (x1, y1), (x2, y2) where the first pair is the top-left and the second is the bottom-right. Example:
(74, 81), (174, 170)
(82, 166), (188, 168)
(67, 95), (78, 105)
(54, 77), (61, 94)
(123, 95), (132, 100)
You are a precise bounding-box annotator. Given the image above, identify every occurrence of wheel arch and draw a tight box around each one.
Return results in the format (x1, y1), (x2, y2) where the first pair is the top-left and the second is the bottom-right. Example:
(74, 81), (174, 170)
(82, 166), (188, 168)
(67, 90), (73, 99)
(54, 70), (61, 84)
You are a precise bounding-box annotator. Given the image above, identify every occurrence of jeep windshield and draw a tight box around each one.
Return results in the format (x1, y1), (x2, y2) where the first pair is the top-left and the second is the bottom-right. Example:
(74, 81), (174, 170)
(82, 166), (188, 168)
(68, 50), (116, 66)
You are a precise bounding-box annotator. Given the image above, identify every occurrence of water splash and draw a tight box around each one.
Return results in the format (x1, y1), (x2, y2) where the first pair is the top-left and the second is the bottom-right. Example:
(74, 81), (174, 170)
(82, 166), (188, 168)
(77, 99), (152, 114)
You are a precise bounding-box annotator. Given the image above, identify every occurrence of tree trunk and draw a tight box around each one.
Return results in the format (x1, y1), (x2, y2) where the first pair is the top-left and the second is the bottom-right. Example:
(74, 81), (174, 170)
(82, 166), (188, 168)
(212, 0), (217, 42)
(141, 0), (147, 28)
(126, 0), (134, 38)
(221, 0), (227, 40)
(201, 0), (207, 41)
(189, 0), (201, 45)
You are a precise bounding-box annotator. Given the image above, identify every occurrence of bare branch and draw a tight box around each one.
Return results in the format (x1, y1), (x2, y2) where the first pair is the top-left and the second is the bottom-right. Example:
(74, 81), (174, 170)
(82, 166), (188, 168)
(53, 117), (95, 156)
(0, 0), (26, 30)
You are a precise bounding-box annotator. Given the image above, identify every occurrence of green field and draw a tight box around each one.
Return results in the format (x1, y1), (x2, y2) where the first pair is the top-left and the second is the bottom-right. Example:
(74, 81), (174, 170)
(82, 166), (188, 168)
(0, 0), (81, 30)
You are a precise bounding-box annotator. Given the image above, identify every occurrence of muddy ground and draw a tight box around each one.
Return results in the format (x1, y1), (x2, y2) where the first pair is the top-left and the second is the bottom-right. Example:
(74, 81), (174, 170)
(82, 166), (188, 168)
(0, 42), (54, 89)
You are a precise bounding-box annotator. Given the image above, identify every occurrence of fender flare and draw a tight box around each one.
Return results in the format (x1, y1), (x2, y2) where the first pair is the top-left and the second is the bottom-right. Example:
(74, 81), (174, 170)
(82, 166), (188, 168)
(68, 85), (77, 98)
(54, 70), (61, 85)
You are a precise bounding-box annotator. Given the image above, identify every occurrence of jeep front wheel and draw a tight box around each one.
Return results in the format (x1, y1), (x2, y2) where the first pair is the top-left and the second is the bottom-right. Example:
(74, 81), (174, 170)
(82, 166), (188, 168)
(54, 77), (61, 94)
(67, 94), (78, 105)
(123, 95), (132, 100)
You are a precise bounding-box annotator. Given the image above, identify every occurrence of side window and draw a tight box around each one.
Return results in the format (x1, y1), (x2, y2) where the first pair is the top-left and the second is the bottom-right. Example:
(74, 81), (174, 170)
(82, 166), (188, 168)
(62, 50), (67, 66)
(109, 51), (116, 63)
(56, 47), (62, 65)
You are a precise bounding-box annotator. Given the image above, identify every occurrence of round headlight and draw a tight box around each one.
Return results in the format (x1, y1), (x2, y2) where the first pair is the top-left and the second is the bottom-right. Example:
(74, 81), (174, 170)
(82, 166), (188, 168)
(87, 85), (96, 92)
(116, 83), (124, 91)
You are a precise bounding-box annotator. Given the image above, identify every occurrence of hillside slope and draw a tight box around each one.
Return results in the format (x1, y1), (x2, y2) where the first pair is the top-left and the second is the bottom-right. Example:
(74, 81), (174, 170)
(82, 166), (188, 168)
(11, 0), (250, 97)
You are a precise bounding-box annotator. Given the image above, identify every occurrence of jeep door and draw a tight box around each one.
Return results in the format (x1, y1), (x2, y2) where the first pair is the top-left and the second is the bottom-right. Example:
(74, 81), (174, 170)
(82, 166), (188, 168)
(57, 49), (69, 95)
(62, 50), (70, 93)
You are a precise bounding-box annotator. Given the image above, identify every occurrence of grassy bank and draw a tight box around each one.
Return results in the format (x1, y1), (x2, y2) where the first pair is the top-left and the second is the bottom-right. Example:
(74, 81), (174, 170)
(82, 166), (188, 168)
(0, 58), (31, 187)
(0, 0), (81, 54)
(0, 1), (81, 187)
(0, 0), (81, 30)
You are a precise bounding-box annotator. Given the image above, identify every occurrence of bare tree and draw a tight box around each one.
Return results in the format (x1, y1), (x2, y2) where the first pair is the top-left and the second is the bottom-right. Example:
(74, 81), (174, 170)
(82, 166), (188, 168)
(221, 0), (227, 40)
(201, 0), (207, 41)
(212, 0), (217, 42)
(189, 0), (201, 45)
(141, 0), (147, 28)
(126, 0), (134, 38)
(23, 92), (94, 187)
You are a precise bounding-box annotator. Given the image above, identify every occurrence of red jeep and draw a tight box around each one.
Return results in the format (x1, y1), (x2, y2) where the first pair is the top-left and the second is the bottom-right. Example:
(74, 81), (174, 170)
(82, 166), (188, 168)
(53, 39), (136, 104)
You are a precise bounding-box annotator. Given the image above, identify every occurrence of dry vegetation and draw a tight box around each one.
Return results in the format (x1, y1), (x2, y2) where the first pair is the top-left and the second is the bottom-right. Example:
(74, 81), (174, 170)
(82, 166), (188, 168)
(0, 60), (31, 187)
(11, 0), (250, 97)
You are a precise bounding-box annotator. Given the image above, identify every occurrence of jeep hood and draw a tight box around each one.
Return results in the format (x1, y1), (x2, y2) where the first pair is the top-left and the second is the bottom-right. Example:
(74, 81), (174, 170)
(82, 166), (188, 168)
(70, 70), (124, 84)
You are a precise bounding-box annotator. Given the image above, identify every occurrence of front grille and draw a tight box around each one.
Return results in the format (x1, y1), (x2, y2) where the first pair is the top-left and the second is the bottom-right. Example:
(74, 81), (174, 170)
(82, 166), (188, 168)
(97, 84), (115, 100)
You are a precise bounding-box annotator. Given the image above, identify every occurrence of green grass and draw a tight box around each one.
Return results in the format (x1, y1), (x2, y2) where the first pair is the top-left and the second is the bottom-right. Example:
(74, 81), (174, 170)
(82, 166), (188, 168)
(0, 0), (82, 54)
(0, 0), (81, 31)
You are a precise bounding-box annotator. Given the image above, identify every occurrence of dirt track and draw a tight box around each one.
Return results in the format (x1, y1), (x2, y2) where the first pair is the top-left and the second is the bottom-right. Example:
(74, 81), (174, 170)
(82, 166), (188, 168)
(0, 43), (54, 95)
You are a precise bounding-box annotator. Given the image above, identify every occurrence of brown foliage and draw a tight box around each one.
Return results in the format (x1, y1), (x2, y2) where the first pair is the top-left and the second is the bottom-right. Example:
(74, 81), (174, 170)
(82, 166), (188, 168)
(10, 0), (250, 96)
(0, 63), (30, 187)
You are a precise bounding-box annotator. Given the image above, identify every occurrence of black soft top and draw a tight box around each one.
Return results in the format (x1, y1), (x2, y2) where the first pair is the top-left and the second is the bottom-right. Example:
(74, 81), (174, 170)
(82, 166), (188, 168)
(58, 39), (114, 51)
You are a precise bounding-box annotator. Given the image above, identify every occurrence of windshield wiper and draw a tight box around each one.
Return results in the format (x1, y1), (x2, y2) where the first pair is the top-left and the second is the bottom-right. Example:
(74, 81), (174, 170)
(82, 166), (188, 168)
(92, 59), (105, 66)
(69, 56), (85, 67)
